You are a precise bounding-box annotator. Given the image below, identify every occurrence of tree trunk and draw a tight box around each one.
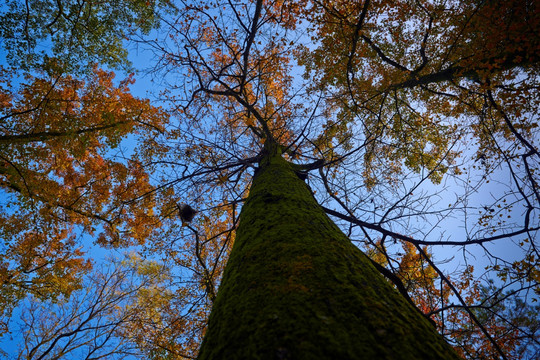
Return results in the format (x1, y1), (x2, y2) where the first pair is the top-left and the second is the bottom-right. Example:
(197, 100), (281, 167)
(198, 146), (460, 359)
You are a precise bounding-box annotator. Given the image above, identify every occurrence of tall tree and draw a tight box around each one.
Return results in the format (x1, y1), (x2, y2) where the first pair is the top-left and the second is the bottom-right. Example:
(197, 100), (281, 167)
(198, 141), (460, 359)
(1, 0), (539, 359)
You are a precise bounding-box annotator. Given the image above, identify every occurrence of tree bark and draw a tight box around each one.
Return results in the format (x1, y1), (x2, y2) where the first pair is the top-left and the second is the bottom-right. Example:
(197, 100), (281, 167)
(198, 146), (460, 359)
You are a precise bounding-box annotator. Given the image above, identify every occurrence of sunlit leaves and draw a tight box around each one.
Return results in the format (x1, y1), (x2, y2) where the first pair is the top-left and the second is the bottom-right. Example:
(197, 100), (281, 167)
(0, 0), (172, 73)
(0, 66), (169, 330)
(296, 0), (539, 186)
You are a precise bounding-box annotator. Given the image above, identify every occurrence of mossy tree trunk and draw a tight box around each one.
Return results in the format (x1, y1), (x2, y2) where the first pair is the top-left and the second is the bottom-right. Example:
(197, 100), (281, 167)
(198, 145), (460, 359)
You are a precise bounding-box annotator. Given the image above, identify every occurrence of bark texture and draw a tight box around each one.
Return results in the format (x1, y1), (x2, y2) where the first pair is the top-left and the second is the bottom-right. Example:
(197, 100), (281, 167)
(198, 148), (460, 359)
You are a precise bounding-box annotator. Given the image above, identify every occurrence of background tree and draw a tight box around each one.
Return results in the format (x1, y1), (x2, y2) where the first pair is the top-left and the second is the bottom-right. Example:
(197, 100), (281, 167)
(0, 0), (539, 359)
(12, 256), (184, 360)
(0, 0), (174, 344)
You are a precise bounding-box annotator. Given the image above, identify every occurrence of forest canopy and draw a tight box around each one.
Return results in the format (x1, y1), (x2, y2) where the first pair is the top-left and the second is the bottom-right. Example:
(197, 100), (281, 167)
(0, 0), (539, 359)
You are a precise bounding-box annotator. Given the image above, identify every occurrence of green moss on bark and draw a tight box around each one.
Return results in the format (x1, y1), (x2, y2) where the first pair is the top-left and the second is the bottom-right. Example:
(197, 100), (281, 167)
(198, 151), (460, 359)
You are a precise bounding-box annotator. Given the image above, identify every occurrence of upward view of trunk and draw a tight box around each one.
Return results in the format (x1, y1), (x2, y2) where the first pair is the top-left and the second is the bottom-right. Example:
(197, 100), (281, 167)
(198, 145), (460, 359)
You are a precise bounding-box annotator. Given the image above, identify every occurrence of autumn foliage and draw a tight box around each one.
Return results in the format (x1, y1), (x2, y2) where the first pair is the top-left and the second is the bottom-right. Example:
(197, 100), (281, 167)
(0, 0), (539, 359)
